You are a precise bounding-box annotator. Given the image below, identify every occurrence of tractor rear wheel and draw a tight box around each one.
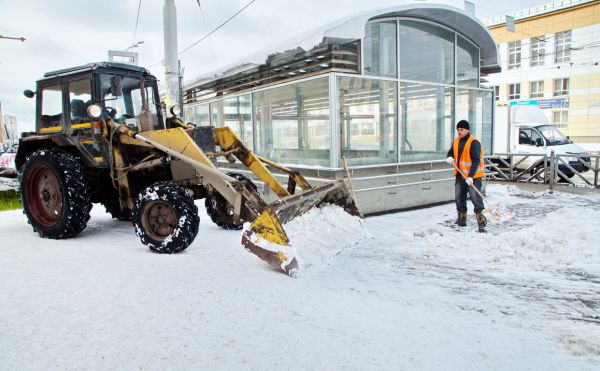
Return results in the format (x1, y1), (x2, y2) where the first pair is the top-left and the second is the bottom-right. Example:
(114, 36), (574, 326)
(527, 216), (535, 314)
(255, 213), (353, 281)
(205, 172), (257, 230)
(20, 148), (92, 239)
(132, 183), (199, 253)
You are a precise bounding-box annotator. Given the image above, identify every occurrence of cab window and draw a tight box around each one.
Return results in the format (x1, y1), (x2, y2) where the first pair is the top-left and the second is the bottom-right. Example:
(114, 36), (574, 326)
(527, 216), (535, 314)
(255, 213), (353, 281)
(99, 74), (159, 129)
(40, 84), (63, 128)
(518, 128), (531, 145)
(68, 79), (92, 124)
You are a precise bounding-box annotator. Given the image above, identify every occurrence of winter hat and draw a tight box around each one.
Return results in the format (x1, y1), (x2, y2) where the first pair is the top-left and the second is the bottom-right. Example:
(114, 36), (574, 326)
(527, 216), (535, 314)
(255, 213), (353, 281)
(456, 120), (470, 130)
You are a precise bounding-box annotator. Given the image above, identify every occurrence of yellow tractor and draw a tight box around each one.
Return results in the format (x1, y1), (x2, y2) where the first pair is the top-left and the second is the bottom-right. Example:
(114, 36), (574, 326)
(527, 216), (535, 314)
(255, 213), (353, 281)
(16, 62), (360, 275)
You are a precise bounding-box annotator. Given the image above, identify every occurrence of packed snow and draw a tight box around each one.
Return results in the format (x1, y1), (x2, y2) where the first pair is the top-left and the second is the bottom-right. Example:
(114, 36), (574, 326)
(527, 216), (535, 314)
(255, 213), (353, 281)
(1, 183), (599, 370)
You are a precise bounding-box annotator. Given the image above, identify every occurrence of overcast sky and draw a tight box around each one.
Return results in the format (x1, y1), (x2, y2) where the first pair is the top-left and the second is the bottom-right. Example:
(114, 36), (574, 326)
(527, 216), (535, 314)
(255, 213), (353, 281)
(1, 0), (555, 131)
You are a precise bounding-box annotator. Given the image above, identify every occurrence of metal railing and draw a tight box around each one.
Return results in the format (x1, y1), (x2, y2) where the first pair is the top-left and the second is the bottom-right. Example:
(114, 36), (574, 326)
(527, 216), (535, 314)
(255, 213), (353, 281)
(485, 152), (600, 190)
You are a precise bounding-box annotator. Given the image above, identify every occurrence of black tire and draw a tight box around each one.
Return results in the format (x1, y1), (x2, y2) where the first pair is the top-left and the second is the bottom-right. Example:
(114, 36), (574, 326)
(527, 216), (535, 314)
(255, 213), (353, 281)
(205, 172), (257, 230)
(101, 186), (131, 221)
(132, 182), (199, 253)
(20, 148), (92, 239)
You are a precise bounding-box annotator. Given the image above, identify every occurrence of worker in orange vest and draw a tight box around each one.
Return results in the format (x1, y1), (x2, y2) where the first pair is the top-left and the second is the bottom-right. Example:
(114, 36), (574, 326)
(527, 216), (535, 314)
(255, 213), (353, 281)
(445, 120), (487, 233)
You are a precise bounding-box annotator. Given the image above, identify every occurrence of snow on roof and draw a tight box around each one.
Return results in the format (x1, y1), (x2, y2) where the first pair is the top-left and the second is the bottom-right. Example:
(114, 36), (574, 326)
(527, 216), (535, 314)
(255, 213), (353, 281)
(186, 1), (501, 88)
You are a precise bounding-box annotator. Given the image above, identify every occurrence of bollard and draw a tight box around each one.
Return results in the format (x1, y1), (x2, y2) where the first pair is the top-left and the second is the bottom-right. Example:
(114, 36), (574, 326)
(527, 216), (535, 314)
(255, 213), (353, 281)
(549, 150), (555, 194)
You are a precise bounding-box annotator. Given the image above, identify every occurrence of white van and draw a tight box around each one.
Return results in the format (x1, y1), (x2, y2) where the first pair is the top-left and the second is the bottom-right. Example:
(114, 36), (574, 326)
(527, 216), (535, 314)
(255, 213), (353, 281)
(494, 105), (591, 179)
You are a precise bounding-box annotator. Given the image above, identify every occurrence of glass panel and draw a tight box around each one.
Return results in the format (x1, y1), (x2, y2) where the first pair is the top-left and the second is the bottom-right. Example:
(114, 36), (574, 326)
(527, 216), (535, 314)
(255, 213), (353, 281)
(400, 83), (453, 162)
(339, 77), (397, 166)
(253, 77), (330, 166)
(457, 35), (479, 87)
(99, 74), (159, 129)
(399, 20), (454, 84)
(364, 21), (397, 78)
(68, 79), (92, 124)
(41, 84), (63, 128)
(209, 95), (253, 146)
(456, 89), (493, 153)
(186, 104), (210, 126)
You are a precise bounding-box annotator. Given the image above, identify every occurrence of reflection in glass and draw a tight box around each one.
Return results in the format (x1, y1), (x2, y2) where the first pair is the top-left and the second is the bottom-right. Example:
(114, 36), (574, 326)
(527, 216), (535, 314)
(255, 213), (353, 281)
(400, 83), (454, 162)
(210, 95), (253, 146)
(364, 21), (397, 78)
(339, 77), (398, 166)
(253, 78), (330, 166)
(456, 89), (493, 153)
(399, 20), (454, 84)
(457, 35), (479, 87)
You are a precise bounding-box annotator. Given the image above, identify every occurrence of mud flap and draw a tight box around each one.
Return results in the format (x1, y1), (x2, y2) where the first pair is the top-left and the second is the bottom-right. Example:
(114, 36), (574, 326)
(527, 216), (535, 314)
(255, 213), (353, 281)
(241, 180), (361, 276)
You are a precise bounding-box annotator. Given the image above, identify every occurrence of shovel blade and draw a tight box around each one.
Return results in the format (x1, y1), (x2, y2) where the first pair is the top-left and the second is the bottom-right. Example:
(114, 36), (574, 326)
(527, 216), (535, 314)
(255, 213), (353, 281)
(241, 180), (361, 275)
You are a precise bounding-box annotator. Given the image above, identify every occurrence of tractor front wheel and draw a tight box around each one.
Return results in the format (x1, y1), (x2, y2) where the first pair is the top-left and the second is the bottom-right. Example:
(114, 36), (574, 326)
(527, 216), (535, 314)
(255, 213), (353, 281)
(132, 183), (199, 253)
(205, 172), (257, 230)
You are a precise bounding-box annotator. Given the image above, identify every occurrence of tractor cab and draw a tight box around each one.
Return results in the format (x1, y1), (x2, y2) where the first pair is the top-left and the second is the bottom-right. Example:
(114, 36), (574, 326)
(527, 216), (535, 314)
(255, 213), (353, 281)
(25, 62), (164, 136)
(19, 62), (164, 170)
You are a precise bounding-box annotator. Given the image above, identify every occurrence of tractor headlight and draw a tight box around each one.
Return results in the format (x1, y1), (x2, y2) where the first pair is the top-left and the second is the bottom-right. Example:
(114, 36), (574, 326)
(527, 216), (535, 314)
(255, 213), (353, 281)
(87, 104), (102, 118)
(170, 105), (181, 117)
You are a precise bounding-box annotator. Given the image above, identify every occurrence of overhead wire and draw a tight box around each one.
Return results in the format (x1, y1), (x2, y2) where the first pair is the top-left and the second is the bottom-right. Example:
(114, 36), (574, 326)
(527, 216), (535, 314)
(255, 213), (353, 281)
(132, 0), (143, 46)
(179, 0), (256, 55)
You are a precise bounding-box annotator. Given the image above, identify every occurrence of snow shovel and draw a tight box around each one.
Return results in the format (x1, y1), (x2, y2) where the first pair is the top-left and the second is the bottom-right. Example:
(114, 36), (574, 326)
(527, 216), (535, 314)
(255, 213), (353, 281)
(451, 162), (512, 224)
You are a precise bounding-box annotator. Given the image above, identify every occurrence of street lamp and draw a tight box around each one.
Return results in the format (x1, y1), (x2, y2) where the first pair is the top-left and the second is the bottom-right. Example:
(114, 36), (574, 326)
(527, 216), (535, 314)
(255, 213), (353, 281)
(126, 41), (144, 51)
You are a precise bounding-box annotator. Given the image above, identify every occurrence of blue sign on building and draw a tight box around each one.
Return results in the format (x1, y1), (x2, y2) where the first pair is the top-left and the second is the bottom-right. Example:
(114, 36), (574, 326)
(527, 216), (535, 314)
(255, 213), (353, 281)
(537, 98), (569, 109)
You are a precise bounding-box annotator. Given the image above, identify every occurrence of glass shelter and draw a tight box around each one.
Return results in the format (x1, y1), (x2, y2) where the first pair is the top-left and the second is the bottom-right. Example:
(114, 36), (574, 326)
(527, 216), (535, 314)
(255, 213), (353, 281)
(183, 4), (500, 213)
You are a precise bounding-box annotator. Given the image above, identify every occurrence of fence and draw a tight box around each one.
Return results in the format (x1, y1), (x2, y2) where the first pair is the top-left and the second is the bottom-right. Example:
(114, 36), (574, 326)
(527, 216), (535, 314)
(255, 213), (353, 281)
(485, 152), (600, 191)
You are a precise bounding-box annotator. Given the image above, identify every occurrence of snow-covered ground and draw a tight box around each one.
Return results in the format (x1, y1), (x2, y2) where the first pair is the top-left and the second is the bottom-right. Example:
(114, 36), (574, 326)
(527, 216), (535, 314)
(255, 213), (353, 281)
(1, 184), (599, 370)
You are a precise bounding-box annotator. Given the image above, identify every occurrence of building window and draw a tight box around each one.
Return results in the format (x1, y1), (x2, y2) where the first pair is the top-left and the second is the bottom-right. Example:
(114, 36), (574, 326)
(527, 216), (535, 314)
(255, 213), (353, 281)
(555, 31), (571, 63)
(253, 77), (330, 166)
(530, 81), (544, 98)
(364, 21), (397, 78)
(398, 20), (455, 84)
(339, 76), (397, 165)
(494, 86), (500, 101)
(553, 110), (568, 129)
(508, 40), (521, 69)
(508, 83), (521, 100)
(530, 37), (545, 66)
(553, 78), (569, 96)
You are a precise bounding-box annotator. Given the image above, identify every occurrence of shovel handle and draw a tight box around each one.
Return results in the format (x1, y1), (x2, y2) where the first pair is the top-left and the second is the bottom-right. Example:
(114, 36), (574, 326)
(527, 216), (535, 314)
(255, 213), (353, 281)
(342, 156), (359, 206)
(451, 162), (488, 203)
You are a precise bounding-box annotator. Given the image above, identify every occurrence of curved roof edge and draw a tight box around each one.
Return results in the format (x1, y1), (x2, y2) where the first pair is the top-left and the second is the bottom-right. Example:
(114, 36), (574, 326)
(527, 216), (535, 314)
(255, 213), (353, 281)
(187, 3), (501, 87)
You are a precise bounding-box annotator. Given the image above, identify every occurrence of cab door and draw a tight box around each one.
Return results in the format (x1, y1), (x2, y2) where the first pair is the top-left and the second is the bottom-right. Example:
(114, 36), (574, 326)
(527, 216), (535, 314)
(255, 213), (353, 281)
(37, 80), (66, 134)
(515, 127), (546, 169)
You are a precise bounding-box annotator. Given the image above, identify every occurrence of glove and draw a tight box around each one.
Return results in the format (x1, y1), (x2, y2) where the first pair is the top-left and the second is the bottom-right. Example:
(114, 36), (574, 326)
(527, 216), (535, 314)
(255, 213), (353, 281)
(445, 157), (454, 165)
(465, 177), (473, 186)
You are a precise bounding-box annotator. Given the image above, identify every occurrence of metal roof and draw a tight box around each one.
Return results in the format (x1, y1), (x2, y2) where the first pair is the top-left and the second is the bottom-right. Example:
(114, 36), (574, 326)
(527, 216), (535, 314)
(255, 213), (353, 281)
(187, 2), (501, 88)
(42, 62), (151, 79)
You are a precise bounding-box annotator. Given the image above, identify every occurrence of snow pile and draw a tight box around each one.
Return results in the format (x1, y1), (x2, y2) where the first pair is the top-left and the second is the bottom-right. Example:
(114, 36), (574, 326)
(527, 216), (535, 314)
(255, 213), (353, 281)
(405, 184), (600, 273)
(284, 204), (366, 275)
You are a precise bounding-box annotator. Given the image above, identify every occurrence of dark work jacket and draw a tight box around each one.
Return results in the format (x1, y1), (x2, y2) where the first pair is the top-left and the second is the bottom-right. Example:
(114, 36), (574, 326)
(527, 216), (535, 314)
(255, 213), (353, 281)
(447, 133), (481, 179)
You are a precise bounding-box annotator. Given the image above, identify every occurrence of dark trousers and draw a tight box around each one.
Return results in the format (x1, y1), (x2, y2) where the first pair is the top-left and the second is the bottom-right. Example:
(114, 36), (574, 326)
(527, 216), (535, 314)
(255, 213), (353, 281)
(455, 177), (485, 214)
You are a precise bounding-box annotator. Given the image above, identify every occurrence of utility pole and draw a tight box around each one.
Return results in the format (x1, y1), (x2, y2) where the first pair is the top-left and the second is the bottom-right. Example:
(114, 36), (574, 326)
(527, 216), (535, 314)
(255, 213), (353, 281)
(163, 0), (181, 109)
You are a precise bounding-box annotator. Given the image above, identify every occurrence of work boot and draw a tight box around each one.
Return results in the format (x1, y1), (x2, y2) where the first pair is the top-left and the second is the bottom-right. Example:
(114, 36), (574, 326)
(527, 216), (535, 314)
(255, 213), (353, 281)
(476, 212), (487, 233)
(456, 211), (467, 227)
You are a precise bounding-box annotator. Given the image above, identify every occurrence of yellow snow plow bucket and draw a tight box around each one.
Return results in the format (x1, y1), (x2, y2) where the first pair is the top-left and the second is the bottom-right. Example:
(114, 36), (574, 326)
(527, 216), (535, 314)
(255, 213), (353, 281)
(241, 180), (361, 276)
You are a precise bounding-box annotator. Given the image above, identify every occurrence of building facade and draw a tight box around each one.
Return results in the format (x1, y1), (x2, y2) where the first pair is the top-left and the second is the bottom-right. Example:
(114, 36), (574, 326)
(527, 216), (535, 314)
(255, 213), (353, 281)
(183, 4), (499, 214)
(485, 0), (600, 147)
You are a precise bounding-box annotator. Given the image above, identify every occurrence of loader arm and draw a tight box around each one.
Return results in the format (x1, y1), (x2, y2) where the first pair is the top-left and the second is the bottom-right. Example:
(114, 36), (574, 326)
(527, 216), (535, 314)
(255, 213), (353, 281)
(213, 127), (312, 196)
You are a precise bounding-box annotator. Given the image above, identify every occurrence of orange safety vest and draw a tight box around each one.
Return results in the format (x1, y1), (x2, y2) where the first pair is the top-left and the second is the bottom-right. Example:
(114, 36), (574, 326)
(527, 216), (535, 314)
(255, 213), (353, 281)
(453, 135), (485, 179)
